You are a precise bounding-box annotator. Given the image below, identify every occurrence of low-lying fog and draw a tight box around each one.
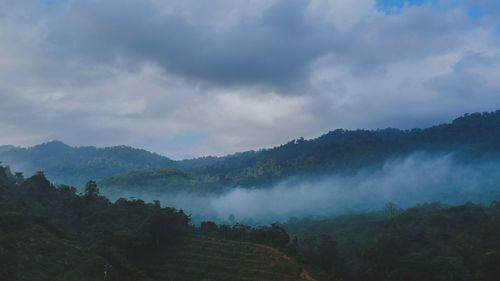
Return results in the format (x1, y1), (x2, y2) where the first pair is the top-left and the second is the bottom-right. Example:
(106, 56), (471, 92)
(108, 152), (500, 224)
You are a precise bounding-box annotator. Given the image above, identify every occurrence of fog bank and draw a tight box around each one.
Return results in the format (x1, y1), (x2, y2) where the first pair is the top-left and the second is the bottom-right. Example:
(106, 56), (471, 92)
(115, 153), (500, 223)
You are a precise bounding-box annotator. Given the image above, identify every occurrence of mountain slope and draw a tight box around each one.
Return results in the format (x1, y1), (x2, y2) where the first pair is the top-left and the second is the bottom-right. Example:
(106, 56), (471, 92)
(0, 140), (173, 186)
(0, 214), (130, 281)
(103, 110), (500, 193)
(139, 237), (315, 281)
(0, 166), (315, 281)
(178, 111), (500, 177)
(3, 111), (500, 191)
(0, 213), (312, 281)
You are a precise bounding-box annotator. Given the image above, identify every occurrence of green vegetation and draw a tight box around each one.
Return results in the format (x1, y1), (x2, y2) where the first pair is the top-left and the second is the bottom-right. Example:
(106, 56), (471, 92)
(100, 111), (500, 194)
(175, 111), (500, 186)
(187, 202), (500, 281)
(2, 160), (500, 280)
(2, 111), (500, 280)
(0, 165), (187, 280)
(3, 111), (500, 194)
(0, 164), (311, 281)
(282, 202), (500, 281)
(138, 237), (310, 281)
(0, 214), (108, 281)
(0, 140), (173, 187)
(99, 168), (226, 194)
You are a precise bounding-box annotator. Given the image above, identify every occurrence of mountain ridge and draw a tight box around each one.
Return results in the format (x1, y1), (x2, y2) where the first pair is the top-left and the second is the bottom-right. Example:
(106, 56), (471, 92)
(0, 140), (174, 186)
(2, 110), (500, 190)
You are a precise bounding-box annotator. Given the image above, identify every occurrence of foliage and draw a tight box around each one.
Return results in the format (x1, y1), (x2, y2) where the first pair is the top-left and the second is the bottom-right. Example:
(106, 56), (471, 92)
(101, 110), (500, 193)
(0, 164), (309, 280)
(0, 140), (174, 187)
(4, 111), (500, 194)
(282, 202), (500, 281)
(200, 221), (291, 250)
(0, 166), (190, 280)
(138, 237), (307, 281)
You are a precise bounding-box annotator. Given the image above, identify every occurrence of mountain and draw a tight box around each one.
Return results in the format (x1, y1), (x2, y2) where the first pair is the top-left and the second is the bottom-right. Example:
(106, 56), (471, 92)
(3, 111), (500, 191)
(0, 140), (174, 187)
(0, 166), (314, 281)
(99, 167), (227, 195)
(178, 111), (500, 176)
(102, 110), (500, 193)
(0, 214), (137, 281)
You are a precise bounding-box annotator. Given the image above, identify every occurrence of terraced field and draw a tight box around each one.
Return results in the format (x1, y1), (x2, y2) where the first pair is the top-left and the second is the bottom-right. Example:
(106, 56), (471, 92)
(0, 214), (109, 281)
(0, 213), (315, 281)
(140, 237), (316, 281)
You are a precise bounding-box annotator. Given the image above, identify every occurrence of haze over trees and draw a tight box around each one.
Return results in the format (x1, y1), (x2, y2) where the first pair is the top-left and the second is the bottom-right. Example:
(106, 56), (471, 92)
(2, 111), (500, 195)
(0, 141), (174, 187)
(2, 0), (500, 279)
(2, 111), (500, 280)
(3, 163), (500, 280)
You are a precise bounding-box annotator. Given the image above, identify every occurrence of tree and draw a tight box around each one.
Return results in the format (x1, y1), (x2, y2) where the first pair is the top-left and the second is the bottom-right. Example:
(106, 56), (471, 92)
(386, 202), (399, 229)
(14, 172), (24, 185)
(200, 221), (218, 236)
(318, 235), (338, 273)
(84, 180), (99, 198)
(477, 251), (500, 281)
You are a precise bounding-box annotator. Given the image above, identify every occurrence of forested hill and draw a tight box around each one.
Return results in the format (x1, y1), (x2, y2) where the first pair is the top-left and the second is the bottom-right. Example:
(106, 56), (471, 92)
(0, 140), (173, 186)
(171, 111), (500, 186)
(2, 111), (500, 189)
(183, 111), (500, 172)
(0, 166), (314, 281)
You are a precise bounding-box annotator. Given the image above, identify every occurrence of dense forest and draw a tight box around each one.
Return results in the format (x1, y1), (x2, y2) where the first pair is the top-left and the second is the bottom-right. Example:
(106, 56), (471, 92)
(0, 141), (174, 187)
(198, 202), (500, 281)
(99, 111), (500, 200)
(2, 111), (500, 194)
(0, 165), (311, 280)
(2, 162), (500, 280)
(2, 111), (500, 280)
(0, 165), (189, 280)
(3, 0), (500, 279)
(173, 111), (500, 188)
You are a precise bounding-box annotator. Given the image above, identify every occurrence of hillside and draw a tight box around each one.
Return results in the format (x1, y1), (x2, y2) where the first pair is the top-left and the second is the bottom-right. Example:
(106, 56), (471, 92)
(281, 202), (500, 281)
(0, 140), (173, 187)
(177, 111), (500, 178)
(0, 166), (315, 281)
(99, 167), (226, 195)
(0, 213), (312, 281)
(2, 162), (500, 281)
(102, 111), (500, 193)
(138, 237), (315, 281)
(2, 111), (500, 192)
(0, 213), (139, 281)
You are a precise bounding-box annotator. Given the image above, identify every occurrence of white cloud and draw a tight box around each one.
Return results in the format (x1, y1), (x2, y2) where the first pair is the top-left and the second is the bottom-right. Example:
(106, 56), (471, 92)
(0, 0), (499, 158)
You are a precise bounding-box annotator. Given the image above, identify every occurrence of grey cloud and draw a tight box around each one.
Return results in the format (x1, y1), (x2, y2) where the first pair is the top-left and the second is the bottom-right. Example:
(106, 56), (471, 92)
(430, 52), (500, 104)
(0, 0), (500, 158)
(48, 0), (332, 88)
(46, 0), (473, 88)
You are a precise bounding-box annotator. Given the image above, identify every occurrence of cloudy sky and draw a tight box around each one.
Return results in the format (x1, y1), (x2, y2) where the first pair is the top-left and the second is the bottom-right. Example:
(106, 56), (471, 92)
(0, 0), (499, 159)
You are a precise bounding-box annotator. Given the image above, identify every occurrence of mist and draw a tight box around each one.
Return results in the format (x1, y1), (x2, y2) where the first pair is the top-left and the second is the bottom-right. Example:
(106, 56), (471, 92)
(106, 152), (500, 224)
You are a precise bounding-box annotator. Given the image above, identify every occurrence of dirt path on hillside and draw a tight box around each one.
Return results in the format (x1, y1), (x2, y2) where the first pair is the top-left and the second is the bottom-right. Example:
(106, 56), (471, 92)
(256, 244), (318, 281)
(300, 270), (317, 281)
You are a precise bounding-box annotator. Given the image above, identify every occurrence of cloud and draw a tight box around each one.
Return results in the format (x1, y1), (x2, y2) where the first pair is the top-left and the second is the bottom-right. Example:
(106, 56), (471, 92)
(123, 153), (500, 223)
(47, 0), (335, 87)
(0, 0), (499, 158)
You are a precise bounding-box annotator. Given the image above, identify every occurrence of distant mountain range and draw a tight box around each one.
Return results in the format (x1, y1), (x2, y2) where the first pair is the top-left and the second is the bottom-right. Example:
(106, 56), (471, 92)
(2, 111), (500, 191)
(0, 141), (173, 186)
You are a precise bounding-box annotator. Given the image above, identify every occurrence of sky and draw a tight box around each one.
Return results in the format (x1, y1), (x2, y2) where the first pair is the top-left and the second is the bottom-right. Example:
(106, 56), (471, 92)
(0, 0), (499, 159)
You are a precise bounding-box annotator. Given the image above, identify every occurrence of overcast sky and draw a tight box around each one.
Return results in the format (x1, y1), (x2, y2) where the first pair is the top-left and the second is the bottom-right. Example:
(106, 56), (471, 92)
(0, 0), (499, 159)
